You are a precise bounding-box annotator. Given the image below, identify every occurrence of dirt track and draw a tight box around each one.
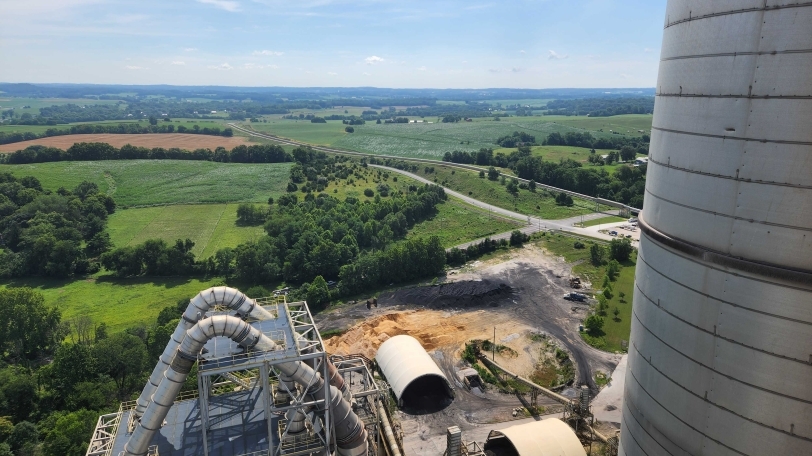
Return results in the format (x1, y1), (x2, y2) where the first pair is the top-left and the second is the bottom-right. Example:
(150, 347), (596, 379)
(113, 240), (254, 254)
(0, 134), (250, 152)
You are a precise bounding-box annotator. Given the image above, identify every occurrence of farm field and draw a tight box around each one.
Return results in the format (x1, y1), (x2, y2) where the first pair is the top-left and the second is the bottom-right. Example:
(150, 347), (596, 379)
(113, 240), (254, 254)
(0, 119), (228, 136)
(540, 114), (652, 137)
(0, 97), (123, 114)
(107, 204), (265, 258)
(243, 119), (348, 145)
(0, 133), (250, 152)
(0, 160), (292, 207)
(405, 200), (520, 248)
(414, 164), (600, 219)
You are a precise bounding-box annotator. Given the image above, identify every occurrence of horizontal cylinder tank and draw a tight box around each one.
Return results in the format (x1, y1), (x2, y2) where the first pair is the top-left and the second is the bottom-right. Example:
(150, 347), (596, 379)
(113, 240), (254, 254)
(620, 1), (812, 455)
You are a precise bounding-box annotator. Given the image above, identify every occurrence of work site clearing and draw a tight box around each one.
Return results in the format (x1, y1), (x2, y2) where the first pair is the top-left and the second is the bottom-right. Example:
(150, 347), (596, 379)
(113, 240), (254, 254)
(318, 242), (622, 452)
(0, 133), (251, 152)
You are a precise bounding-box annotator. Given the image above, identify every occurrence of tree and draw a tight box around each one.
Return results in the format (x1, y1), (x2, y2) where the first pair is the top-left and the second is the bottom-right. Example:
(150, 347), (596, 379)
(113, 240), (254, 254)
(509, 230), (528, 246)
(506, 179), (519, 196)
(487, 167), (500, 181)
(307, 276), (331, 310)
(619, 291), (626, 302)
(584, 314), (604, 336)
(8, 422), (38, 455)
(40, 410), (98, 456)
(148, 116), (158, 126)
(589, 244), (605, 266)
(344, 126), (354, 133)
(0, 288), (63, 361)
(603, 287), (614, 300)
(478, 170), (485, 178)
(606, 259), (620, 281)
(613, 307), (621, 321)
(93, 333), (148, 392)
(609, 238), (633, 262)
(620, 145), (636, 162)
(528, 180), (536, 192)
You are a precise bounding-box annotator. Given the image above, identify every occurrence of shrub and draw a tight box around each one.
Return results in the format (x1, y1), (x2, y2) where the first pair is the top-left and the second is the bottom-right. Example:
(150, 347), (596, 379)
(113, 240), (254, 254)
(344, 126), (354, 133)
(573, 241), (585, 249)
(584, 314), (604, 336)
(363, 188), (374, 197)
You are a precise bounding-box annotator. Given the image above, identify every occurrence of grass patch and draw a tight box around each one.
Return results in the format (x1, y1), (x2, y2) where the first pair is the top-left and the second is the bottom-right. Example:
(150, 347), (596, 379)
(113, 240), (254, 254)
(577, 215), (627, 228)
(243, 119), (348, 145)
(0, 276), (223, 333)
(405, 200), (519, 248)
(107, 204), (265, 258)
(533, 232), (636, 353)
(415, 164), (599, 219)
(0, 160), (292, 207)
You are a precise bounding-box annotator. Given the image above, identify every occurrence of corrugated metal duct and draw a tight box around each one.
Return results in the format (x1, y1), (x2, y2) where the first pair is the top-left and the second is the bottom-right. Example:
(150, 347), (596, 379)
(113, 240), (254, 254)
(621, 1), (812, 454)
(484, 419), (586, 456)
(375, 335), (454, 408)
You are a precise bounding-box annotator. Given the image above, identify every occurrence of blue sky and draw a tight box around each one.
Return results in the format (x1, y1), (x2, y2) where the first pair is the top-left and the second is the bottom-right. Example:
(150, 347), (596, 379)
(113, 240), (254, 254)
(0, 0), (666, 88)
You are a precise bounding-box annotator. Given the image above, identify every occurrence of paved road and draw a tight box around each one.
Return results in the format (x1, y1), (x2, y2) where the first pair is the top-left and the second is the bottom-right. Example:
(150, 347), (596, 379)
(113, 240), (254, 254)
(368, 164), (618, 245)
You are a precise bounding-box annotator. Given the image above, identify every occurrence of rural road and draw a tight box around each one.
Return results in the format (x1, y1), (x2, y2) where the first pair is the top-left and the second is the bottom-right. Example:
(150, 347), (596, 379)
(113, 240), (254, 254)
(229, 122), (627, 246)
(367, 164), (618, 245)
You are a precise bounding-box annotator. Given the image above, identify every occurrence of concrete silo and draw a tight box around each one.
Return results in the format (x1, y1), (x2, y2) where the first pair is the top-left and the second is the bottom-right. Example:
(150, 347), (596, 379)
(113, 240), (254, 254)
(620, 1), (812, 455)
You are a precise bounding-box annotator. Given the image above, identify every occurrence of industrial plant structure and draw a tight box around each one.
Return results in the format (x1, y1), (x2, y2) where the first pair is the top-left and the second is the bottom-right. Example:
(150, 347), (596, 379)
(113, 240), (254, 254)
(621, 1), (812, 454)
(483, 419), (586, 456)
(85, 287), (388, 456)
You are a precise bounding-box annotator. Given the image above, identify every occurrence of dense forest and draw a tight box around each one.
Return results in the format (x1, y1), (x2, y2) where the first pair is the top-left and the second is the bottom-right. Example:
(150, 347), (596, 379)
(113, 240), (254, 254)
(0, 174), (116, 278)
(543, 97), (654, 117)
(0, 142), (291, 165)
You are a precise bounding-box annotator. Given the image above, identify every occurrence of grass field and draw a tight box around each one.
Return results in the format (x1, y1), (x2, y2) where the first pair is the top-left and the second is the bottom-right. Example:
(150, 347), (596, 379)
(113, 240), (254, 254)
(232, 114), (653, 161)
(0, 97), (123, 116)
(415, 164), (599, 219)
(576, 215), (627, 228)
(405, 200), (520, 248)
(0, 276), (222, 333)
(108, 204), (265, 258)
(0, 160), (292, 207)
(0, 133), (250, 152)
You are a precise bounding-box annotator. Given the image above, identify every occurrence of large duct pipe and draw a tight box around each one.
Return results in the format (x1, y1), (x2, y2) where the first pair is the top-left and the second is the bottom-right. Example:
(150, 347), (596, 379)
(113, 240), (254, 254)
(134, 287), (274, 417)
(124, 315), (367, 456)
(379, 402), (402, 456)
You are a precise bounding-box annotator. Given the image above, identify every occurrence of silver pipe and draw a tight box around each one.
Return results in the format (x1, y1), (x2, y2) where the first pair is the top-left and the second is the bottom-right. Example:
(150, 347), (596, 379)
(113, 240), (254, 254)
(134, 287), (273, 417)
(124, 315), (367, 456)
(378, 402), (402, 456)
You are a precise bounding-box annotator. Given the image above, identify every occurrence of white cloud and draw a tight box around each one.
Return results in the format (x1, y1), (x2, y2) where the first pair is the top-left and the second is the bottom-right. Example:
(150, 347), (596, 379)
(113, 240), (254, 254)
(417, 66), (427, 71)
(196, 0), (240, 12)
(362, 72), (371, 76)
(171, 61), (185, 65)
(184, 48), (198, 52)
(511, 67), (524, 73)
(327, 71), (337, 76)
(519, 50), (526, 54)
(548, 50), (568, 60)
(364, 55), (385, 65)
(125, 65), (147, 70)
(208, 63), (233, 70)
(242, 63), (278, 69)
(644, 47), (653, 53)
(253, 50), (283, 56)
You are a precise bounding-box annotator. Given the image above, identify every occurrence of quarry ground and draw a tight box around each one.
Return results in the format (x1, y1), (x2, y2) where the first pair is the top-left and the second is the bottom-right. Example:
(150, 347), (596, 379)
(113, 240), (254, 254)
(316, 244), (623, 447)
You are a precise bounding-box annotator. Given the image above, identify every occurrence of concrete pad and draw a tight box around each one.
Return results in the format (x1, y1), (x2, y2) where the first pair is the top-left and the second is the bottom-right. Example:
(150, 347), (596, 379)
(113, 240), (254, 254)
(591, 354), (627, 424)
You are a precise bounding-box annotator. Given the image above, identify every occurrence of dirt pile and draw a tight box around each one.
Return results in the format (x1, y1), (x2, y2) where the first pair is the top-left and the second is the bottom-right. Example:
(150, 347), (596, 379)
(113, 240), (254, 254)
(324, 310), (469, 358)
(381, 279), (512, 309)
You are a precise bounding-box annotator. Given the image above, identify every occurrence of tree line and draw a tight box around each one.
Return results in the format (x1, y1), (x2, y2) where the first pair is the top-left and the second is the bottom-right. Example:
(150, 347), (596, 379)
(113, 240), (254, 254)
(0, 143), (292, 165)
(544, 97), (654, 117)
(0, 123), (233, 145)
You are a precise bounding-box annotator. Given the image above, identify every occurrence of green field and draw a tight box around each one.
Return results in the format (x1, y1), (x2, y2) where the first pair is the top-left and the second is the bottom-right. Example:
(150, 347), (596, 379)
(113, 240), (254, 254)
(0, 97), (123, 115)
(0, 118), (228, 136)
(0, 276), (222, 333)
(108, 204), (265, 258)
(405, 200), (520, 247)
(577, 215), (626, 228)
(244, 119), (348, 145)
(414, 164), (599, 219)
(0, 160), (292, 207)
(232, 114), (652, 161)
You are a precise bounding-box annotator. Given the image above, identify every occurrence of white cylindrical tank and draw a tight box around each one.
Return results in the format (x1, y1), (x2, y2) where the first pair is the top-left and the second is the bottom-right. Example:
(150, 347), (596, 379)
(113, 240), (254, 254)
(621, 1), (812, 455)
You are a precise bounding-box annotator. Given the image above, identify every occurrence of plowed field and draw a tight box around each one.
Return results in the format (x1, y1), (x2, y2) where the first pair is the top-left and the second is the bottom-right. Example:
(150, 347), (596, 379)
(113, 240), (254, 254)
(0, 133), (250, 152)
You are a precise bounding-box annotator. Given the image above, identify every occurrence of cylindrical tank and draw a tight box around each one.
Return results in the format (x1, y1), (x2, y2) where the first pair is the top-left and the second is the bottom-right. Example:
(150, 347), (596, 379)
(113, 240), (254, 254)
(621, 2), (812, 455)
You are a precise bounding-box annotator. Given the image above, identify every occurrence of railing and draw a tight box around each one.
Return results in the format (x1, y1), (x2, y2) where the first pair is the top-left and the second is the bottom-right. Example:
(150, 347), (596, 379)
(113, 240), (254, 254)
(85, 411), (122, 456)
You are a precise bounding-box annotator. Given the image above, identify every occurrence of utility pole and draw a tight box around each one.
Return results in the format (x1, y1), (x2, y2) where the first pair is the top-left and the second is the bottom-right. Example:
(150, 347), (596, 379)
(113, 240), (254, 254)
(493, 327), (496, 361)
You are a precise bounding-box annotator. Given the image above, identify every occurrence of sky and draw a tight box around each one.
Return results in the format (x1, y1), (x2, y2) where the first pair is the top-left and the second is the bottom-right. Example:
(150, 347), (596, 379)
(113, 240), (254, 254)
(0, 0), (667, 89)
